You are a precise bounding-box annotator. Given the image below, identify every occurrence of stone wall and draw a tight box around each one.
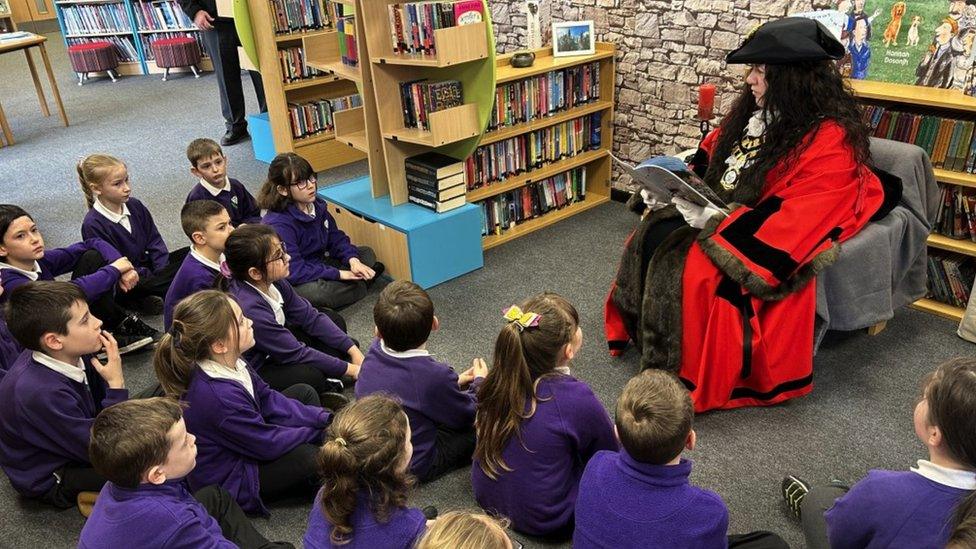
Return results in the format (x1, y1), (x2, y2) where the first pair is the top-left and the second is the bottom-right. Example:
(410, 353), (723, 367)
(489, 0), (817, 189)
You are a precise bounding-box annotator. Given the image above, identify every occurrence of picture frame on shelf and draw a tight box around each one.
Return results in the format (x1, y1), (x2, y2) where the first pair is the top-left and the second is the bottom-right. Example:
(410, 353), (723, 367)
(0, 0), (10, 16)
(552, 20), (594, 57)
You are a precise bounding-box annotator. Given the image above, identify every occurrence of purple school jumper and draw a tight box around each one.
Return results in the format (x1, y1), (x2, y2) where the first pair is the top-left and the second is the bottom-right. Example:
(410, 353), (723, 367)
(573, 451), (729, 548)
(303, 488), (427, 549)
(230, 279), (353, 378)
(471, 374), (617, 536)
(0, 239), (123, 301)
(182, 364), (330, 515)
(0, 318), (24, 380)
(262, 198), (360, 285)
(81, 197), (169, 278)
(0, 352), (128, 497)
(825, 468), (974, 548)
(185, 178), (261, 227)
(355, 339), (481, 479)
(163, 253), (220, 328)
(79, 479), (235, 549)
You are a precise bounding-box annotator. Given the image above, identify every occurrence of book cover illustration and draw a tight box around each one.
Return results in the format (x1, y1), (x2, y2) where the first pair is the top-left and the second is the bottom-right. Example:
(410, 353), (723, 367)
(610, 153), (729, 214)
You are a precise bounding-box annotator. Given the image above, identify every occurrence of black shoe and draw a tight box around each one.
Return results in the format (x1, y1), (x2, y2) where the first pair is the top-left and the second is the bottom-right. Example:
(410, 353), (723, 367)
(366, 261), (385, 288)
(422, 506), (438, 520)
(781, 475), (811, 521)
(129, 295), (163, 316)
(319, 392), (350, 412)
(103, 330), (153, 357)
(221, 128), (250, 146)
(118, 315), (163, 344)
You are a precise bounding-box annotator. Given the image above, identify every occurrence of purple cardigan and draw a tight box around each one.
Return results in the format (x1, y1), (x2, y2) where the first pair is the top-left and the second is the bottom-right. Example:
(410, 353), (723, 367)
(825, 469), (973, 548)
(182, 363), (330, 515)
(261, 198), (359, 285)
(471, 374), (617, 536)
(164, 253), (220, 329)
(230, 279), (353, 379)
(304, 488), (426, 549)
(355, 339), (481, 479)
(573, 451), (729, 548)
(79, 479), (236, 549)
(0, 318), (24, 380)
(0, 352), (128, 497)
(0, 239), (123, 301)
(185, 177), (261, 227)
(81, 197), (169, 278)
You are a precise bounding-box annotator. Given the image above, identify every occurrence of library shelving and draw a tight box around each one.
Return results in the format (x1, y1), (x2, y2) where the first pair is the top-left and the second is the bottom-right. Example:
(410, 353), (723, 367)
(850, 79), (976, 322)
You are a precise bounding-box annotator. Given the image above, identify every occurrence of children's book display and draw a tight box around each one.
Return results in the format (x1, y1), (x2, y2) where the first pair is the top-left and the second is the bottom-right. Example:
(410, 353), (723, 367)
(132, 1), (194, 31)
(334, 2), (357, 66)
(278, 45), (327, 82)
(399, 79), (463, 130)
(386, 0), (483, 55)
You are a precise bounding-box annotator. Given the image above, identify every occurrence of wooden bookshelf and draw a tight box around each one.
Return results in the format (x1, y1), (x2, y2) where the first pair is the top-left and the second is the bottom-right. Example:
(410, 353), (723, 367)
(928, 233), (976, 256)
(468, 149), (609, 202)
(483, 193), (610, 250)
(912, 297), (965, 322)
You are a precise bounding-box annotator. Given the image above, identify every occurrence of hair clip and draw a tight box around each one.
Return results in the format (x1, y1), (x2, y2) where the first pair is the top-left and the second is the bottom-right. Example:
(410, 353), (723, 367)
(219, 261), (232, 279)
(503, 305), (541, 332)
(334, 437), (347, 448)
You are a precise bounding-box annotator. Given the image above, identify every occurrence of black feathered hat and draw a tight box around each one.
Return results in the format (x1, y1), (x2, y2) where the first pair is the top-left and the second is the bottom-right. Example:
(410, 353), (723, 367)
(726, 17), (845, 65)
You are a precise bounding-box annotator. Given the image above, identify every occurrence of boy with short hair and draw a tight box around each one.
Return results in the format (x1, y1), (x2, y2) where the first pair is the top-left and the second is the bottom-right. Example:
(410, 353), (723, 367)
(185, 138), (261, 227)
(163, 200), (234, 328)
(79, 398), (293, 549)
(0, 281), (126, 509)
(355, 280), (487, 482)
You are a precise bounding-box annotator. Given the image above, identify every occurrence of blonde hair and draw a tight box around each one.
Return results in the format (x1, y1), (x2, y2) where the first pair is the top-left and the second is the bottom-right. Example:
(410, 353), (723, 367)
(77, 153), (124, 209)
(416, 511), (512, 549)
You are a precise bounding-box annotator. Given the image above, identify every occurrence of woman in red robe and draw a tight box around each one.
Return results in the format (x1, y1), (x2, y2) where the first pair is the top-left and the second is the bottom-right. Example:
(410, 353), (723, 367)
(605, 18), (886, 412)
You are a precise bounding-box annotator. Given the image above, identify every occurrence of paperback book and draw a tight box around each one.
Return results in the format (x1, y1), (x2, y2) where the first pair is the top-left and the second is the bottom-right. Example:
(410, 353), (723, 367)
(610, 153), (729, 214)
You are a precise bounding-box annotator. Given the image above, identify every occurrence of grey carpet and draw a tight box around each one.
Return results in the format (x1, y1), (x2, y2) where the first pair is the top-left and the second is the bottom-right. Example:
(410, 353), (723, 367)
(2, 32), (973, 549)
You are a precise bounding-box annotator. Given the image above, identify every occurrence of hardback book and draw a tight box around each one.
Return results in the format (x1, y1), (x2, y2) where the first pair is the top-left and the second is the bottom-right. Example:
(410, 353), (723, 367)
(408, 181), (466, 201)
(611, 153), (729, 214)
(408, 193), (466, 213)
(406, 169), (465, 190)
(406, 151), (464, 178)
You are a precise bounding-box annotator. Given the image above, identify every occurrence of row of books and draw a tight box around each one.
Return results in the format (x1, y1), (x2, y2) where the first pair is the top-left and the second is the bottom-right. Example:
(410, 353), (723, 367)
(61, 3), (131, 35)
(405, 152), (467, 213)
(334, 3), (357, 67)
(140, 32), (202, 61)
(487, 62), (602, 132)
(927, 252), (976, 309)
(287, 93), (362, 139)
(68, 35), (138, 62)
(399, 79), (462, 131)
(269, 0), (329, 35)
(476, 167), (587, 236)
(862, 105), (976, 173)
(464, 112), (602, 189)
(386, 0), (483, 56)
(132, 0), (194, 31)
(935, 184), (976, 241)
(278, 45), (325, 82)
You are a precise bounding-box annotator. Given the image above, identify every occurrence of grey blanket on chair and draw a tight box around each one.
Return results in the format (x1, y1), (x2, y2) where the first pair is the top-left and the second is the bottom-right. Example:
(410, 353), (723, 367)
(814, 138), (939, 349)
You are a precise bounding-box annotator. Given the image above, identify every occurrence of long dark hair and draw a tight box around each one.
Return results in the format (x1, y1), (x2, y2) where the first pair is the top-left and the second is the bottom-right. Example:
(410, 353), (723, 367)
(223, 224), (281, 283)
(704, 61), (871, 205)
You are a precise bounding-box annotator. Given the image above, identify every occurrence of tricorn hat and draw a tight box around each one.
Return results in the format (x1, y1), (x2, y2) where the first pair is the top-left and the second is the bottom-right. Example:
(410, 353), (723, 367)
(726, 17), (845, 65)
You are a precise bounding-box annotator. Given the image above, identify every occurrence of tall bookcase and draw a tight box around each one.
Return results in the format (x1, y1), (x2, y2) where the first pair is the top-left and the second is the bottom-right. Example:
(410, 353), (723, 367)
(54, 0), (213, 76)
(851, 79), (976, 323)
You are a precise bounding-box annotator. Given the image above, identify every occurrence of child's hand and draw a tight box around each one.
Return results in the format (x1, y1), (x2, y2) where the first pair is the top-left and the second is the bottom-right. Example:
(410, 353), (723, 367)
(471, 357), (488, 378)
(118, 270), (139, 292)
(91, 331), (124, 389)
(339, 270), (362, 281)
(348, 345), (364, 365)
(345, 361), (361, 379)
(348, 258), (375, 280)
(110, 257), (135, 274)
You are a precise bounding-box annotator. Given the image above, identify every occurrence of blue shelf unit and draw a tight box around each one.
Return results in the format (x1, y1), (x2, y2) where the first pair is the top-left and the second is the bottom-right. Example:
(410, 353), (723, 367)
(318, 176), (483, 289)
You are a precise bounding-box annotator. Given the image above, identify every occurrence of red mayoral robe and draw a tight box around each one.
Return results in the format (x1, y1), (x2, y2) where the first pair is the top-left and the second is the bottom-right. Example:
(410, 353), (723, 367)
(606, 121), (884, 412)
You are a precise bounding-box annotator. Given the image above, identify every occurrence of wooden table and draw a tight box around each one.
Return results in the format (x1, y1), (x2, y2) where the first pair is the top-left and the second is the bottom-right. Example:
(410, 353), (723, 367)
(0, 33), (69, 146)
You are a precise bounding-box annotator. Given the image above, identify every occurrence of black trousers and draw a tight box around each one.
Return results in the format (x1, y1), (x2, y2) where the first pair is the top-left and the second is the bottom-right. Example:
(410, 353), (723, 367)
(800, 484), (850, 549)
(420, 425), (476, 483)
(728, 531), (790, 548)
(118, 247), (190, 304)
(257, 384), (322, 504)
(200, 20), (268, 132)
(42, 463), (106, 509)
(259, 317), (353, 396)
(293, 246), (378, 311)
(72, 250), (128, 328)
(193, 485), (293, 549)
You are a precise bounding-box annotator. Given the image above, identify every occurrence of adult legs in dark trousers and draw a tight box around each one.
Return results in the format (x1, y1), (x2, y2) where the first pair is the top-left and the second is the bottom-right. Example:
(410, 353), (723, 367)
(193, 485), (294, 549)
(42, 464), (106, 509)
(293, 246), (379, 311)
(257, 384), (321, 504)
(799, 484), (849, 549)
(420, 425), (476, 483)
(200, 19), (268, 144)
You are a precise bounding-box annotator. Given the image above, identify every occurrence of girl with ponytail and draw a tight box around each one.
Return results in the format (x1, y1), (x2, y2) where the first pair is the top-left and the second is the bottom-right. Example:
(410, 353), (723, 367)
(154, 289), (331, 516)
(303, 394), (425, 548)
(471, 293), (616, 539)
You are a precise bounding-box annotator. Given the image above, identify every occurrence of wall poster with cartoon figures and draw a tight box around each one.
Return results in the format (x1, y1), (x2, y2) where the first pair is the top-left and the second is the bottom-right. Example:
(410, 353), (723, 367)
(809, 0), (976, 95)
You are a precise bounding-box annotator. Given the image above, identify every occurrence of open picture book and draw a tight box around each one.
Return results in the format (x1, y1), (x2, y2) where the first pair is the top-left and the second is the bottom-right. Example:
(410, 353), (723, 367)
(611, 152), (729, 215)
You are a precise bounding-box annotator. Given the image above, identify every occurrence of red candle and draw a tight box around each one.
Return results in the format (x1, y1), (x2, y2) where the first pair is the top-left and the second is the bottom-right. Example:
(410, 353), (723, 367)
(698, 84), (716, 121)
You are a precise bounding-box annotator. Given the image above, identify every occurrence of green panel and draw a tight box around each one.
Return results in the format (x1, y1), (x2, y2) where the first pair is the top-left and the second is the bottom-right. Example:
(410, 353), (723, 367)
(234, 0), (258, 70)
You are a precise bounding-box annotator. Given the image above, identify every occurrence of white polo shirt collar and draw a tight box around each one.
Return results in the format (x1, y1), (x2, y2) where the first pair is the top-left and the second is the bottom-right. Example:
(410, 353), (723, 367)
(32, 351), (87, 384)
(93, 199), (132, 233)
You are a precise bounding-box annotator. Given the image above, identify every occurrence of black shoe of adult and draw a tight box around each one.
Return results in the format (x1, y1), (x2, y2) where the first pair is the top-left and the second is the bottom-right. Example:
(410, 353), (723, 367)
(221, 128), (250, 146)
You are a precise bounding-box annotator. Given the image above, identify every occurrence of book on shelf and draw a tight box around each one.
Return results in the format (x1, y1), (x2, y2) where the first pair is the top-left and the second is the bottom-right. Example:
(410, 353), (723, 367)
(611, 153), (729, 214)
(133, 0), (194, 31)
(487, 61), (601, 132)
(386, 0), (481, 56)
(140, 32), (202, 60)
(405, 151), (465, 178)
(68, 35), (139, 61)
(61, 3), (131, 34)
(465, 111), (602, 189)
(287, 93), (362, 139)
(399, 79), (462, 131)
(927, 251), (976, 308)
(476, 166), (586, 236)
(407, 192), (466, 213)
(269, 0), (329, 34)
(862, 104), (976, 172)
(934, 184), (976, 241)
(333, 3), (357, 66)
(406, 169), (464, 190)
(278, 45), (326, 82)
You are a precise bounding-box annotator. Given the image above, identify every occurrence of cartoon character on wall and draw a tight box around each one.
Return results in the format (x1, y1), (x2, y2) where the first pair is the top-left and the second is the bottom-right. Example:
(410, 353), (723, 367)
(916, 17), (964, 87)
(850, 0), (882, 35)
(850, 14), (872, 78)
(907, 15), (923, 46)
(883, 2), (908, 46)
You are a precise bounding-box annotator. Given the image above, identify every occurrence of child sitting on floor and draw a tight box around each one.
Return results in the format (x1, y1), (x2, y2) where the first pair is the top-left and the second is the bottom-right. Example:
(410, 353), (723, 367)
(782, 357), (976, 548)
(304, 394), (427, 548)
(154, 289), (331, 516)
(258, 152), (382, 310)
(163, 200), (234, 328)
(417, 511), (515, 549)
(78, 153), (190, 314)
(79, 398), (293, 549)
(356, 280), (486, 482)
(471, 292), (617, 539)
(0, 281), (126, 509)
(184, 138), (261, 227)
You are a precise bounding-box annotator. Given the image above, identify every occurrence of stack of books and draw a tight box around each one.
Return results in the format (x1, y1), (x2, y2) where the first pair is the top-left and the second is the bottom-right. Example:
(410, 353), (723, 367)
(334, 3), (358, 66)
(399, 79), (462, 131)
(406, 152), (467, 213)
(862, 105), (976, 172)
(387, 0), (483, 56)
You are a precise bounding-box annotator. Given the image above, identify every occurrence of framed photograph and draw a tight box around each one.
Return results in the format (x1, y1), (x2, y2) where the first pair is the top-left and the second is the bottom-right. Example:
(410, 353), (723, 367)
(552, 20), (595, 57)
